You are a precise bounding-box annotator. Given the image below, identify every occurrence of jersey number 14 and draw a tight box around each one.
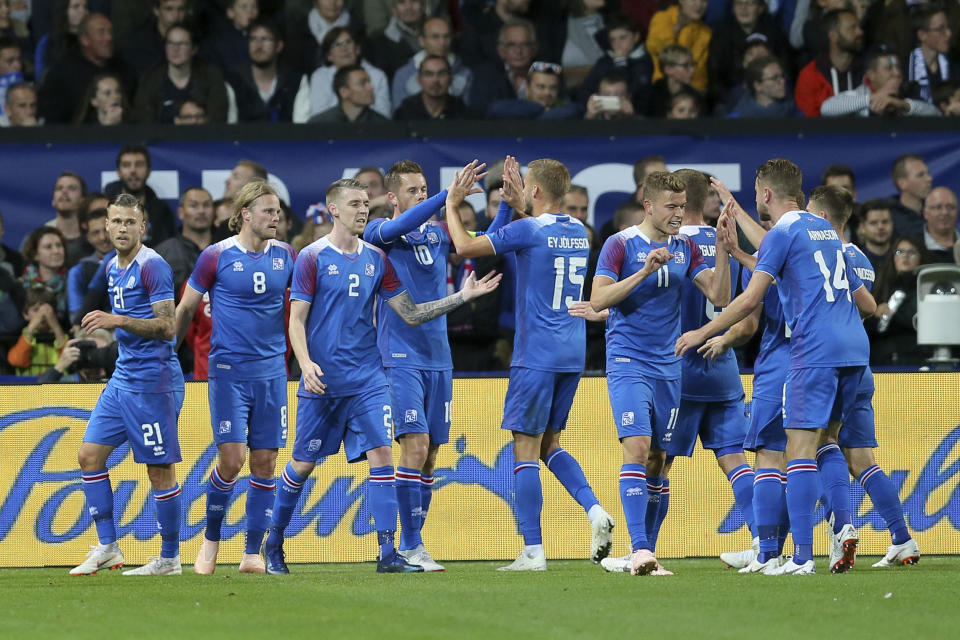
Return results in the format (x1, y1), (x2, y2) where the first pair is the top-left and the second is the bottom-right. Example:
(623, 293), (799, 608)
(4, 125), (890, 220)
(813, 249), (851, 302)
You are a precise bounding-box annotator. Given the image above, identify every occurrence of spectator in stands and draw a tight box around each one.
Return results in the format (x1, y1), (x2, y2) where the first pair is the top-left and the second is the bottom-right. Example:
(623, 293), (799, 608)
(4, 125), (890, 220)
(934, 82), (960, 115)
(0, 214), (25, 338)
(561, 0), (606, 88)
(369, 0), (425, 78)
(354, 166), (389, 211)
(482, 179), (504, 228)
(65, 191), (109, 263)
(0, 0), (29, 49)
(285, 0), (357, 77)
(459, 0), (534, 66)
(703, 180), (721, 224)
(922, 186), (958, 263)
(20, 226), (68, 325)
(870, 235), (932, 366)
(73, 71), (132, 125)
(0, 79), (35, 126)
(708, 0), (787, 108)
(727, 55), (801, 117)
(39, 13), (131, 124)
(120, 0), (186, 76)
(7, 287), (68, 376)
(790, 0), (846, 57)
(795, 9), (863, 117)
(0, 38), (23, 113)
(173, 98), (207, 124)
(201, 0), (257, 73)
(45, 172), (86, 266)
(577, 16), (652, 108)
(821, 45), (939, 118)
(157, 186), (214, 301)
(613, 199), (645, 230)
(308, 26), (391, 118)
(469, 19), (538, 115)
(666, 88), (701, 118)
(489, 60), (581, 119)
(309, 64), (388, 123)
(394, 54), (471, 120)
(563, 184), (589, 222)
(887, 153), (933, 239)
(856, 199), (893, 269)
(713, 38), (773, 115)
(641, 44), (701, 117)
(104, 145), (177, 245)
(391, 16), (471, 111)
(224, 159), (267, 201)
(34, 0), (86, 79)
(66, 207), (112, 325)
(364, 0), (447, 36)
(822, 163), (857, 200)
(0, 210), (22, 277)
(631, 154), (667, 204)
(646, 0), (711, 93)
(583, 70), (636, 120)
(134, 23), (228, 124)
(37, 329), (116, 383)
(226, 19), (310, 123)
(905, 6), (954, 106)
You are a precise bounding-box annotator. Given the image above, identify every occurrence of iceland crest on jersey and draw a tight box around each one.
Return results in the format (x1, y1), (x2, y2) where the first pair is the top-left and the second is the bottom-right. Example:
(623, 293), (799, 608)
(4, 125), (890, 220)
(273, 257), (284, 270)
(365, 263), (375, 277)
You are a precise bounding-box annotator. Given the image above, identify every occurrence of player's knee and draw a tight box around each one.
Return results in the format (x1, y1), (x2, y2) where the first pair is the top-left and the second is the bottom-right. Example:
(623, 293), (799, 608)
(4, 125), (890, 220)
(421, 446), (440, 476)
(621, 438), (649, 464)
(248, 450), (279, 478)
(400, 435), (429, 466)
(77, 444), (106, 471)
(218, 455), (245, 480)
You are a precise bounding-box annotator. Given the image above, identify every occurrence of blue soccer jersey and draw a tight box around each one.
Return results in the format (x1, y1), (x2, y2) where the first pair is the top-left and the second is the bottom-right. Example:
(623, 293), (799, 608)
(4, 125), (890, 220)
(290, 237), (404, 397)
(679, 224), (741, 401)
(844, 242), (876, 394)
(365, 218), (452, 370)
(187, 237), (296, 379)
(597, 227), (709, 380)
(742, 264), (790, 401)
(105, 246), (183, 393)
(754, 211), (869, 369)
(485, 214), (589, 372)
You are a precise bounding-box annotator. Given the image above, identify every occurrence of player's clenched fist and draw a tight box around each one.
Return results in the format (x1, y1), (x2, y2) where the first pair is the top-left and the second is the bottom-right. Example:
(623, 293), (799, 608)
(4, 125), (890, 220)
(641, 247), (673, 275)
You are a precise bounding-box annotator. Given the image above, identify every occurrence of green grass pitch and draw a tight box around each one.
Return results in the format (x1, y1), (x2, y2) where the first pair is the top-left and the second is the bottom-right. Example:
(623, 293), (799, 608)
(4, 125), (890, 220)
(3, 558), (955, 639)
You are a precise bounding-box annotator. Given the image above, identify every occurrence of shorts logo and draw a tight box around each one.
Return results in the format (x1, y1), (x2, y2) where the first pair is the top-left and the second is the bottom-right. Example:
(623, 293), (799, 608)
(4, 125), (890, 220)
(427, 232), (439, 244)
(209, 504), (224, 512)
(218, 420), (231, 434)
(327, 264), (339, 276)
(152, 445), (165, 456)
(621, 411), (635, 426)
(636, 251), (647, 263)
(88, 506), (99, 516)
(405, 409), (418, 423)
(674, 252), (685, 264)
(273, 257), (284, 270)
(233, 261), (244, 272)
(365, 263), (375, 277)
(307, 439), (322, 452)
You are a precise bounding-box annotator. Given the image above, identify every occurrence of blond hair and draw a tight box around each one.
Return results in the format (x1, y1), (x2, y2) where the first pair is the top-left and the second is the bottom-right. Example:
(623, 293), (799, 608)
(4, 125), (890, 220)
(643, 171), (685, 203)
(527, 158), (570, 201)
(229, 180), (278, 233)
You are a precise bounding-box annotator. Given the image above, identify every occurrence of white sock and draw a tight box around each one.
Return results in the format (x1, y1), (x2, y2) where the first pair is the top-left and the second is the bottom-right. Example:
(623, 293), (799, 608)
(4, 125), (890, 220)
(587, 504), (605, 525)
(523, 544), (544, 556)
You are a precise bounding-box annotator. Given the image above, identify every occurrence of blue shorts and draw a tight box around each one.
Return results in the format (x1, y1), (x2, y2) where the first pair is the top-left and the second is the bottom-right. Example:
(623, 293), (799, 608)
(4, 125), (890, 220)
(501, 367), (580, 436)
(669, 396), (747, 457)
(387, 367), (451, 445)
(293, 386), (393, 463)
(783, 366), (865, 430)
(838, 391), (878, 448)
(743, 395), (787, 452)
(84, 381), (184, 464)
(209, 375), (288, 449)
(606, 370), (679, 450)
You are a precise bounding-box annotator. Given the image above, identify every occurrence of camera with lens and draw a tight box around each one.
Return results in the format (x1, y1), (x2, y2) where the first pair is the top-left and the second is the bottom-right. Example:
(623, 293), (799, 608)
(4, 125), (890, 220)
(68, 340), (118, 376)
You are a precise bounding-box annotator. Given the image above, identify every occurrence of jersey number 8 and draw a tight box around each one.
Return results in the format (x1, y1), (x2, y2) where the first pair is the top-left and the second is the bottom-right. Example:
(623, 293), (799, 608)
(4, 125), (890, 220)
(253, 271), (266, 294)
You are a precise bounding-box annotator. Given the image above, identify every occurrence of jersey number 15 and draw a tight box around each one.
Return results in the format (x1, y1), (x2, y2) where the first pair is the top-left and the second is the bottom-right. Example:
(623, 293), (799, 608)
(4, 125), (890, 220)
(552, 256), (587, 309)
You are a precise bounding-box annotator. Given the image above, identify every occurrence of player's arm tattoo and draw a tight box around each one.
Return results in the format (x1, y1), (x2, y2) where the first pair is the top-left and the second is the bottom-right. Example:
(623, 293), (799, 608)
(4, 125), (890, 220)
(120, 299), (176, 341)
(387, 290), (465, 327)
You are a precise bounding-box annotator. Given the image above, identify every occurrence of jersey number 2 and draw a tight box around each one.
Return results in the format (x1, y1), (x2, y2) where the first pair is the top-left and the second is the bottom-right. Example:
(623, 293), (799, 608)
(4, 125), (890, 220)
(551, 256), (587, 309)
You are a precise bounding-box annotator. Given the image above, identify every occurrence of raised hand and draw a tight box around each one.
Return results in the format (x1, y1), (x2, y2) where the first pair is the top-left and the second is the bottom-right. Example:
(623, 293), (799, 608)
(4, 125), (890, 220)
(461, 270), (503, 301)
(500, 155), (525, 212)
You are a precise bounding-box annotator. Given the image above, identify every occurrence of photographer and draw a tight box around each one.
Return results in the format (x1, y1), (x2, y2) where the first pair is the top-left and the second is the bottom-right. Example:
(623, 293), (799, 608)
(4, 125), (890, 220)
(38, 329), (117, 383)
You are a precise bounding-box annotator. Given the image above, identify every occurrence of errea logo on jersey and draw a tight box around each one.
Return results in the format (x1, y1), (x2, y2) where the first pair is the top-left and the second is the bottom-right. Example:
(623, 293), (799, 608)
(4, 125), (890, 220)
(365, 263), (375, 277)
(327, 264), (339, 276)
(273, 257), (285, 270)
(636, 251), (647, 263)
(233, 261), (244, 272)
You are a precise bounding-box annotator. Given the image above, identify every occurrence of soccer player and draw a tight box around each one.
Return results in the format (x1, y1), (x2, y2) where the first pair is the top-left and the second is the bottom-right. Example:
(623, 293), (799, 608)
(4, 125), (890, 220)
(261, 177), (500, 574)
(362, 160), (486, 572)
(173, 181), (296, 574)
(445, 156), (617, 571)
(590, 171), (731, 576)
(71, 193), (185, 576)
(676, 159), (876, 576)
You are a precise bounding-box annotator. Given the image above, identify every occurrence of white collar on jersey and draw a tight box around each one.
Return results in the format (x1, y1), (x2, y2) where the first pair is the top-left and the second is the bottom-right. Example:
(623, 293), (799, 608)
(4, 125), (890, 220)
(317, 235), (366, 256)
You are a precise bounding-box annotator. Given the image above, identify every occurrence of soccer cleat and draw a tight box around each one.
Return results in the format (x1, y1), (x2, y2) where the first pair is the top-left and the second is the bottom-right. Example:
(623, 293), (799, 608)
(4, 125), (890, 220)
(377, 550), (426, 573)
(720, 538), (759, 569)
(590, 509), (615, 563)
(193, 538), (219, 575)
(69, 543), (124, 575)
(629, 549), (657, 576)
(872, 539), (920, 567)
(398, 545), (445, 572)
(766, 559), (815, 575)
(650, 562), (674, 576)
(122, 556), (182, 576)
(497, 548), (547, 572)
(830, 524), (859, 573)
(739, 556), (781, 574)
(238, 553), (266, 573)
(600, 555), (631, 573)
(262, 528), (289, 575)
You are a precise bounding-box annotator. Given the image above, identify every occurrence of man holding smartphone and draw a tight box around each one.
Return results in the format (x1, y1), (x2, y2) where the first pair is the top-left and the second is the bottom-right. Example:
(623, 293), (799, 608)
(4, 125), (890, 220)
(585, 71), (636, 120)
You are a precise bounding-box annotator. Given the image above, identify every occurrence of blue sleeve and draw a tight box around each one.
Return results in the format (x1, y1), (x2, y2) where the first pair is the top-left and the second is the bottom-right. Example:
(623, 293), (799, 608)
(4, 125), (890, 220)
(290, 247), (318, 304)
(87, 251), (113, 293)
(754, 227), (788, 281)
(142, 258), (175, 304)
(67, 263), (85, 325)
(596, 234), (625, 280)
(487, 218), (535, 255)
(484, 200), (514, 236)
(363, 190), (448, 245)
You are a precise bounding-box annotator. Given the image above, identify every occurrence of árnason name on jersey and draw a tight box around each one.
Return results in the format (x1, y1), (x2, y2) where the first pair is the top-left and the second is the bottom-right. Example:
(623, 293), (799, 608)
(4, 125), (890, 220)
(807, 228), (840, 241)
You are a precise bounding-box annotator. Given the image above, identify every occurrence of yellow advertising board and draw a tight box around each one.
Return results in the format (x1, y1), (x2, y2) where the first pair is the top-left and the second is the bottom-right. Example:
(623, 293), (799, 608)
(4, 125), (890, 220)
(0, 374), (957, 567)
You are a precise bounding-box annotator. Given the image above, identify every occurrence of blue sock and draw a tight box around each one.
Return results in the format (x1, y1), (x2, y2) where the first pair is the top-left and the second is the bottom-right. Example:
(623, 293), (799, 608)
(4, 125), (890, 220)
(753, 469), (782, 563)
(419, 474), (434, 533)
(777, 475), (790, 555)
(81, 469), (117, 545)
(395, 466), (422, 551)
(653, 478), (670, 550)
(727, 463), (756, 537)
(859, 465), (911, 545)
(245, 475), (275, 555)
(644, 476), (662, 550)
(154, 484), (182, 559)
(619, 464), (649, 552)
(816, 443), (851, 532)
(544, 448), (599, 513)
(786, 459), (819, 564)
(368, 466), (398, 559)
(204, 466), (236, 542)
(513, 461), (543, 546)
(271, 461), (307, 533)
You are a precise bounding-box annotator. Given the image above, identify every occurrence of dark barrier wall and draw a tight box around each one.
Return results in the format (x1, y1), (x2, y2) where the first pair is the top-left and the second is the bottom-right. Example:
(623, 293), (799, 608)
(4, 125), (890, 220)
(2, 119), (959, 246)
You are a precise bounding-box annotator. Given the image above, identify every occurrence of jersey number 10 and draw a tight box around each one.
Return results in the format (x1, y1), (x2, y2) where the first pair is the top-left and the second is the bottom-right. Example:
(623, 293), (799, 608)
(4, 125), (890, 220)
(552, 256), (587, 309)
